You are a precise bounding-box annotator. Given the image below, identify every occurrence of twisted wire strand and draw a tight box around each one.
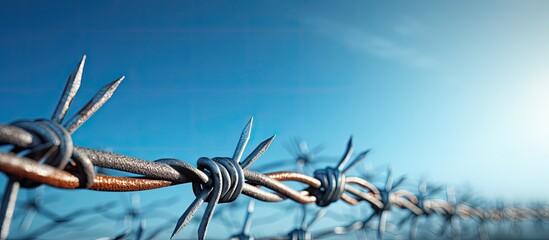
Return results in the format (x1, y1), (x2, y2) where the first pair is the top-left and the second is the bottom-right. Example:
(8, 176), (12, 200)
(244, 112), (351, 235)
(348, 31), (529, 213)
(5, 121), (549, 240)
(2, 57), (549, 240)
(0, 55), (125, 240)
(3, 127), (549, 239)
(2, 144), (548, 233)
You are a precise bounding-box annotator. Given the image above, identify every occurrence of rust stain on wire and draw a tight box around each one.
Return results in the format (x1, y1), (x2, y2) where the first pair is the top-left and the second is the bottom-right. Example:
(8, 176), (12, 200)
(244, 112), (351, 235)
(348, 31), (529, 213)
(1, 56), (548, 240)
(90, 175), (174, 191)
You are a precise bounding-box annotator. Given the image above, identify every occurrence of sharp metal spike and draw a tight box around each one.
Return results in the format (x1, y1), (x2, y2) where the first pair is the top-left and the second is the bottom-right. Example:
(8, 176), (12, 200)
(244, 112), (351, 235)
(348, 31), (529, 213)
(447, 187), (456, 205)
(385, 166), (393, 191)
(241, 135), (275, 169)
(0, 180), (20, 240)
(247, 199), (255, 213)
(300, 205), (307, 230)
(342, 149), (370, 174)
(392, 176), (407, 189)
(336, 136), (354, 171)
(136, 219), (146, 240)
(232, 117), (253, 164)
(19, 208), (37, 232)
(419, 181), (427, 194)
(51, 55), (86, 123)
(362, 212), (376, 226)
(282, 140), (298, 157)
(64, 76), (124, 133)
(290, 139), (301, 156)
(430, 186), (444, 196)
(398, 213), (413, 227)
(197, 199), (220, 240)
(306, 208), (328, 230)
(171, 190), (208, 239)
(378, 211), (389, 239)
(311, 144), (325, 155)
(241, 200), (255, 236)
(114, 229), (131, 240)
(299, 140), (309, 154)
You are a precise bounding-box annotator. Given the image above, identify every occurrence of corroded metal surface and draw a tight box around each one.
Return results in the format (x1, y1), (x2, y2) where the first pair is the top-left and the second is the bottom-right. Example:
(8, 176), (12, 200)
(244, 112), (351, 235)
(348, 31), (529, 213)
(1, 56), (548, 240)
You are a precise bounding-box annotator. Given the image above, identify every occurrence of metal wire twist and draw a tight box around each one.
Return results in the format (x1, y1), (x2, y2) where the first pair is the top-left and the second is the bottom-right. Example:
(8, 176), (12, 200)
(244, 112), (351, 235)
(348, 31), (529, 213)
(1, 56), (548, 240)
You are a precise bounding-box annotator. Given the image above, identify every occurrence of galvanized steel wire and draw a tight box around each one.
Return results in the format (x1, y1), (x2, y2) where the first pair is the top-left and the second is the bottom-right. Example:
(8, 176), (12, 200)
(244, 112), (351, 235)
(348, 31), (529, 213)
(1, 56), (548, 240)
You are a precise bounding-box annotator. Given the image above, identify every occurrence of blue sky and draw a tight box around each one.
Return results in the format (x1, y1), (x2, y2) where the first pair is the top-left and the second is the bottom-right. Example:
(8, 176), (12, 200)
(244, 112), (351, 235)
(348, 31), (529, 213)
(1, 1), (549, 238)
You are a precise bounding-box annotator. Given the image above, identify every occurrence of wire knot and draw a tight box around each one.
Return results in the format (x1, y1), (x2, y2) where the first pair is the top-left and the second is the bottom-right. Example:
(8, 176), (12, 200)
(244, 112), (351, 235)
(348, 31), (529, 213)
(312, 167), (346, 207)
(170, 118), (275, 240)
(9, 119), (94, 188)
(309, 137), (370, 207)
(192, 157), (244, 203)
(288, 229), (312, 240)
(10, 119), (73, 188)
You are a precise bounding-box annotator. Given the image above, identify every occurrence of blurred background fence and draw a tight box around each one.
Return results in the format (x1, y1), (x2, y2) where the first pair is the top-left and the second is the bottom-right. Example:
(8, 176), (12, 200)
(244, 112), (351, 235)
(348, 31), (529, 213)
(1, 57), (549, 239)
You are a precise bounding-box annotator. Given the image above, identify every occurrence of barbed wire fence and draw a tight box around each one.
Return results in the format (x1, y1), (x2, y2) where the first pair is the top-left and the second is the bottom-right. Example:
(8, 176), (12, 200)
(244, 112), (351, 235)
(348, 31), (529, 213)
(1, 56), (549, 240)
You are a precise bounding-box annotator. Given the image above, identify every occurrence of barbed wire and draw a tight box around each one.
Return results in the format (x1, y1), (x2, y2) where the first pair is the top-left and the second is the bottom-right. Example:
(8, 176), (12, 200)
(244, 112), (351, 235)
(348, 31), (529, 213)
(1, 56), (548, 240)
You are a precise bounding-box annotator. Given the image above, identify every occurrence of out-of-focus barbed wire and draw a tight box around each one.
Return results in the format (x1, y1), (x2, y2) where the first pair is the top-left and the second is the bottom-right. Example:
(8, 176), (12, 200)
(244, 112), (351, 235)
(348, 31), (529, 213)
(1, 56), (549, 240)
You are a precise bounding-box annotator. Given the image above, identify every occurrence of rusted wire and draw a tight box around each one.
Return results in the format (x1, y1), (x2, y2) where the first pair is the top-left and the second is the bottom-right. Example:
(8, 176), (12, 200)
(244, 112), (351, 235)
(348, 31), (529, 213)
(3, 123), (548, 239)
(0, 153), (80, 189)
(264, 171), (321, 188)
(2, 56), (549, 240)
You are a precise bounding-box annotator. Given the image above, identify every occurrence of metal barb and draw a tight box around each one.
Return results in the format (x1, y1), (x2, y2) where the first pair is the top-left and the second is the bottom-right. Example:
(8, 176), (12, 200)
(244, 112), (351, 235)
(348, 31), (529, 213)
(51, 55), (86, 124)
(241, 135), (275, 169)
(243, 200), (255, 236)
(385, 166), (393, 191)
(336, 136), (354, 171)
(171, 119), (271, 240)
(0, 56), (124, 240)
(305, 208), (327, 231)
(171, 190), (209, 239)
(342, 149), (370, 174)
(64, 76), (124, 133)
(0, 180), (19, 240)
(232, 117), (253, 164)
(3, 59), (549, 240)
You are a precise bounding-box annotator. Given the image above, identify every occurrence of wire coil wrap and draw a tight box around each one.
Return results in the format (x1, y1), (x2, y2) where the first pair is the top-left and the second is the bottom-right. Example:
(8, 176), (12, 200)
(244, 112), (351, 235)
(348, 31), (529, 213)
(10, 120), (73, 188)
(193, 157), (245, 203)
(9, 120), (95, 189)
(312, 167), (346, 207)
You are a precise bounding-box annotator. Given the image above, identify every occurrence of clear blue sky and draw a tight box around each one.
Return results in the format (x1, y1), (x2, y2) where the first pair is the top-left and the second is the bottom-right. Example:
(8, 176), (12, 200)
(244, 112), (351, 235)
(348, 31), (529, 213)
(1, 1), (549, 239)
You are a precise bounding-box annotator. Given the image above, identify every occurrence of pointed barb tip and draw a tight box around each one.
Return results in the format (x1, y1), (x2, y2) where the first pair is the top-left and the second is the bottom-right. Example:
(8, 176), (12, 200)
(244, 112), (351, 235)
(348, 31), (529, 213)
(336, 136), (354, 171)
(343, 148), (371, 174)
(241, 135), (275, 169)
(232, 117), (253, 164)
(51, 55), (86, 123)
(64, 76), (124, 133)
